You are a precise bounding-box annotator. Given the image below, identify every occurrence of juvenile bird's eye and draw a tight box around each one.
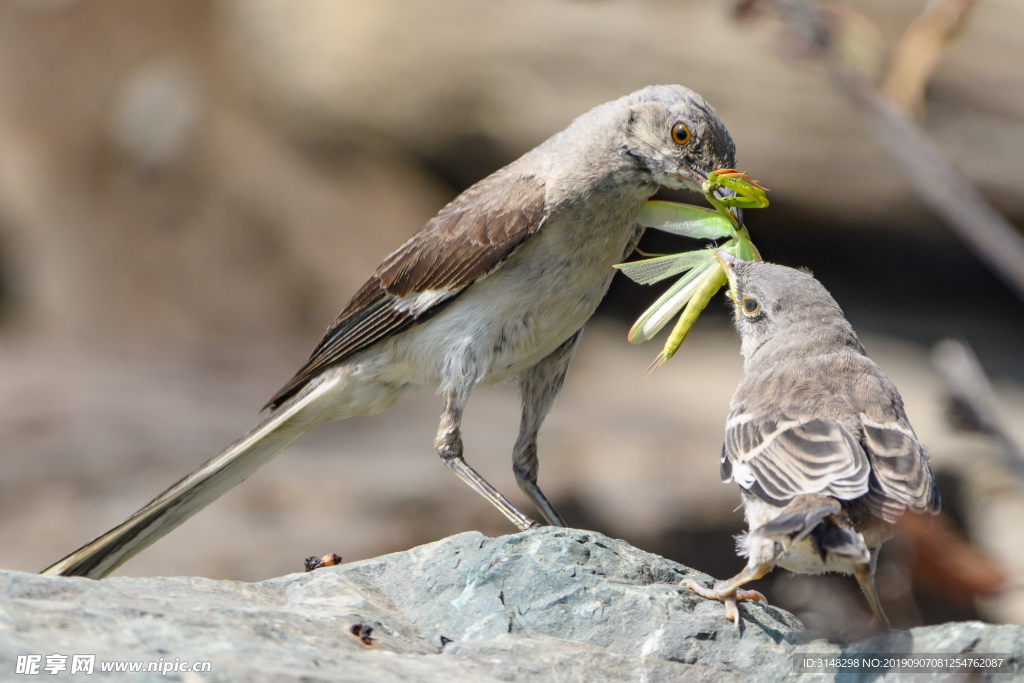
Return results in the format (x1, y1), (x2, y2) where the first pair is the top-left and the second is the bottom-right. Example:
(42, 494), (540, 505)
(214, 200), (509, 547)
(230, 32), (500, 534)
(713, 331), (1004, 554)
(742, 297), (760, 315)
(671, 123), (691, 146)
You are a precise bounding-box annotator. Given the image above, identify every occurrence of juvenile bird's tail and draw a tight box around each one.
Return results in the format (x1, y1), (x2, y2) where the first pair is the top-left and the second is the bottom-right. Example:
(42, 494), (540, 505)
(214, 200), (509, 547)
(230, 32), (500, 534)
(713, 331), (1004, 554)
(749, 504), (837, 547)
(42, 374), (344, 579)
(739, 497), (870, 565)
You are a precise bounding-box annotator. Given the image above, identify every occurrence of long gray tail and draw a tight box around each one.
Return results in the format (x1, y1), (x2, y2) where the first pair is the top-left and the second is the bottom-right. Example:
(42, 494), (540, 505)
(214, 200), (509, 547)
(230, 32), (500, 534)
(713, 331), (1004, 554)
(41, 374), (343, 579)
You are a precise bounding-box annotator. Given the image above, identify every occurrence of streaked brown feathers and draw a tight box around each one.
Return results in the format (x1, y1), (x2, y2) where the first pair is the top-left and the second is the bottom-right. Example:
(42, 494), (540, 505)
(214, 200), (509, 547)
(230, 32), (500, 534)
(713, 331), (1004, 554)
(722, 364), (940, 523)
(723, 413), (871, 505)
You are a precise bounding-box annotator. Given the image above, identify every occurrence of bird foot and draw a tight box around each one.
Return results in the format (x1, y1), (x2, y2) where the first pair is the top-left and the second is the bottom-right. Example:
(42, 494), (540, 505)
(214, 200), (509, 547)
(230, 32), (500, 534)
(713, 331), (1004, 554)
(682, 579), (767, 630)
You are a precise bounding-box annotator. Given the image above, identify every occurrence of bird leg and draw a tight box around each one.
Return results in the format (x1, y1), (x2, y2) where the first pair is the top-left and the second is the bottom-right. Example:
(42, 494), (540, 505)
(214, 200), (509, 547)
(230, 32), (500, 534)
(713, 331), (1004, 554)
(512, 330), (582, 526)
(435, 394), (540, 531)
(683, 562), (771, 630)
(854, 549), (892, 631)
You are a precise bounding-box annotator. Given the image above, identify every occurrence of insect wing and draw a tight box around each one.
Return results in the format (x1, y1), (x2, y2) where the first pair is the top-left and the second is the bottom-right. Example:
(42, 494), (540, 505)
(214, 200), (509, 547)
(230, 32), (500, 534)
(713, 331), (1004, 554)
(635, 201), (734, 239)
(614, 250), (715, 285)
(627, 263), (713, 343)
(733, 235), (760, 261)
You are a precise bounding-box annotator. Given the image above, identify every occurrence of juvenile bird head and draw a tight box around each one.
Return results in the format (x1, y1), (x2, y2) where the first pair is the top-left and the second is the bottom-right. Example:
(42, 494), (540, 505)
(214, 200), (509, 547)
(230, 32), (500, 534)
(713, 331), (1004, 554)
(617, 85), (736, 193)
(713, 251), (863, 365)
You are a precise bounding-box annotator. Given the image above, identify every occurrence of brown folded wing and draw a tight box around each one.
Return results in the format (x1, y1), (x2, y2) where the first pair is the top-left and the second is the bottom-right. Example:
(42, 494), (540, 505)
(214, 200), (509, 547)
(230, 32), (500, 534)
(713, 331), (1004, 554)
(266, 171), (547, 409)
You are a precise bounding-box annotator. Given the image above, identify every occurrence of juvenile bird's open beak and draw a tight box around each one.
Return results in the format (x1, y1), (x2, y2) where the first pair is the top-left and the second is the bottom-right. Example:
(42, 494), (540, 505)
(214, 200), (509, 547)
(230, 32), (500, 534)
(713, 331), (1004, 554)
(713, 250), (740, 302)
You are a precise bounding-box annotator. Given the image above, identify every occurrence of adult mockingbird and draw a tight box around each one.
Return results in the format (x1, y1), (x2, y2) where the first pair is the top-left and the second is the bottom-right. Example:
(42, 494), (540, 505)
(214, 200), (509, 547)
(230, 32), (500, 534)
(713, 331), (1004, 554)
(44, 84), (737, 579)
(683, 252), (940, 630)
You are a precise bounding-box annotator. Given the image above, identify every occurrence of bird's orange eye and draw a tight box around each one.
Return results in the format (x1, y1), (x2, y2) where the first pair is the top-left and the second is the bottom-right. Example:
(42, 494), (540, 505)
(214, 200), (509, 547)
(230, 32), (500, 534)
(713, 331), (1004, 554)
(671, 123), (691, 145)
(742, 297), (760, 315)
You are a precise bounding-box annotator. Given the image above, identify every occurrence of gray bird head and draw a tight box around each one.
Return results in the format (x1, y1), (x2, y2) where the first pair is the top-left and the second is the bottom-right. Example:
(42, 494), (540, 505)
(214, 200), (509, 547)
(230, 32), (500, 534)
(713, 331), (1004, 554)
(551, 85), (736, 198)
(713, 251), (865, 367)
(616, 85), (736, 193)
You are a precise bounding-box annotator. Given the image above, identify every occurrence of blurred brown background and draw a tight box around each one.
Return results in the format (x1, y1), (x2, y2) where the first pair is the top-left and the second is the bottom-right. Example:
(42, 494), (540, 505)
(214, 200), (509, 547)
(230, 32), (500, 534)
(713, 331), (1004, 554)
(1, 0), (1024, 640)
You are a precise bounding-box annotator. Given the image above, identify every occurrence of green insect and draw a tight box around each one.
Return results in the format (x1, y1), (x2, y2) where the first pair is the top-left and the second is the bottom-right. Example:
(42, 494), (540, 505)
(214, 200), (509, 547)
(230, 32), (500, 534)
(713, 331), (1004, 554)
(615, 169), (768, 370)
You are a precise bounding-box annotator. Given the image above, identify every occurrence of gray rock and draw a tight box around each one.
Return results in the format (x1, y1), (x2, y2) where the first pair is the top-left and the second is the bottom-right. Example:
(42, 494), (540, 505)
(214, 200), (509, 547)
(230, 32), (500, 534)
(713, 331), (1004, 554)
(1, 528), (1020, 681)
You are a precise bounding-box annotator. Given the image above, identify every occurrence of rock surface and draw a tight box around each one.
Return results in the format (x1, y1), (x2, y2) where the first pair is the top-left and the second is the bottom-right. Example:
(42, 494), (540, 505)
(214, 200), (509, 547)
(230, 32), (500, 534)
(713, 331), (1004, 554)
(2, 528), (1021, 681)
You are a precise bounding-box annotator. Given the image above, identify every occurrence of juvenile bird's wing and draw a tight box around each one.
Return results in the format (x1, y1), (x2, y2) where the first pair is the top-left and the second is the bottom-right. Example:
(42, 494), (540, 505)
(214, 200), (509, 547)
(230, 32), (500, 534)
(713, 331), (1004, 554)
(721, 406), (872, 506)
(855, 374), (940, 521)
(828, 355), (942, 521)
(723, 354), (940, 522)
(267, 171), (547, 408)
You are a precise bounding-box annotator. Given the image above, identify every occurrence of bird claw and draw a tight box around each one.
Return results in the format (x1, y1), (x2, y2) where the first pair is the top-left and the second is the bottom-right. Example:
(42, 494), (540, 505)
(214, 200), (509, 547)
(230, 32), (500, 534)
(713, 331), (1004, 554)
(724, 597), (741, 629)
(735, 588), (767, 604)
(682, 578), (719, 600)
(682, 579), (768, 631)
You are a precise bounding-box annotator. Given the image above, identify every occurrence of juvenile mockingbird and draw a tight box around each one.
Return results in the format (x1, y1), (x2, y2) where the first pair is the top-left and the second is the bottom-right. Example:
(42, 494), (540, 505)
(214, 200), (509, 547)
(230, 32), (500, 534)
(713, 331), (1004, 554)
(45, 84), (737, 579)
(683, 252), (940, 631)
